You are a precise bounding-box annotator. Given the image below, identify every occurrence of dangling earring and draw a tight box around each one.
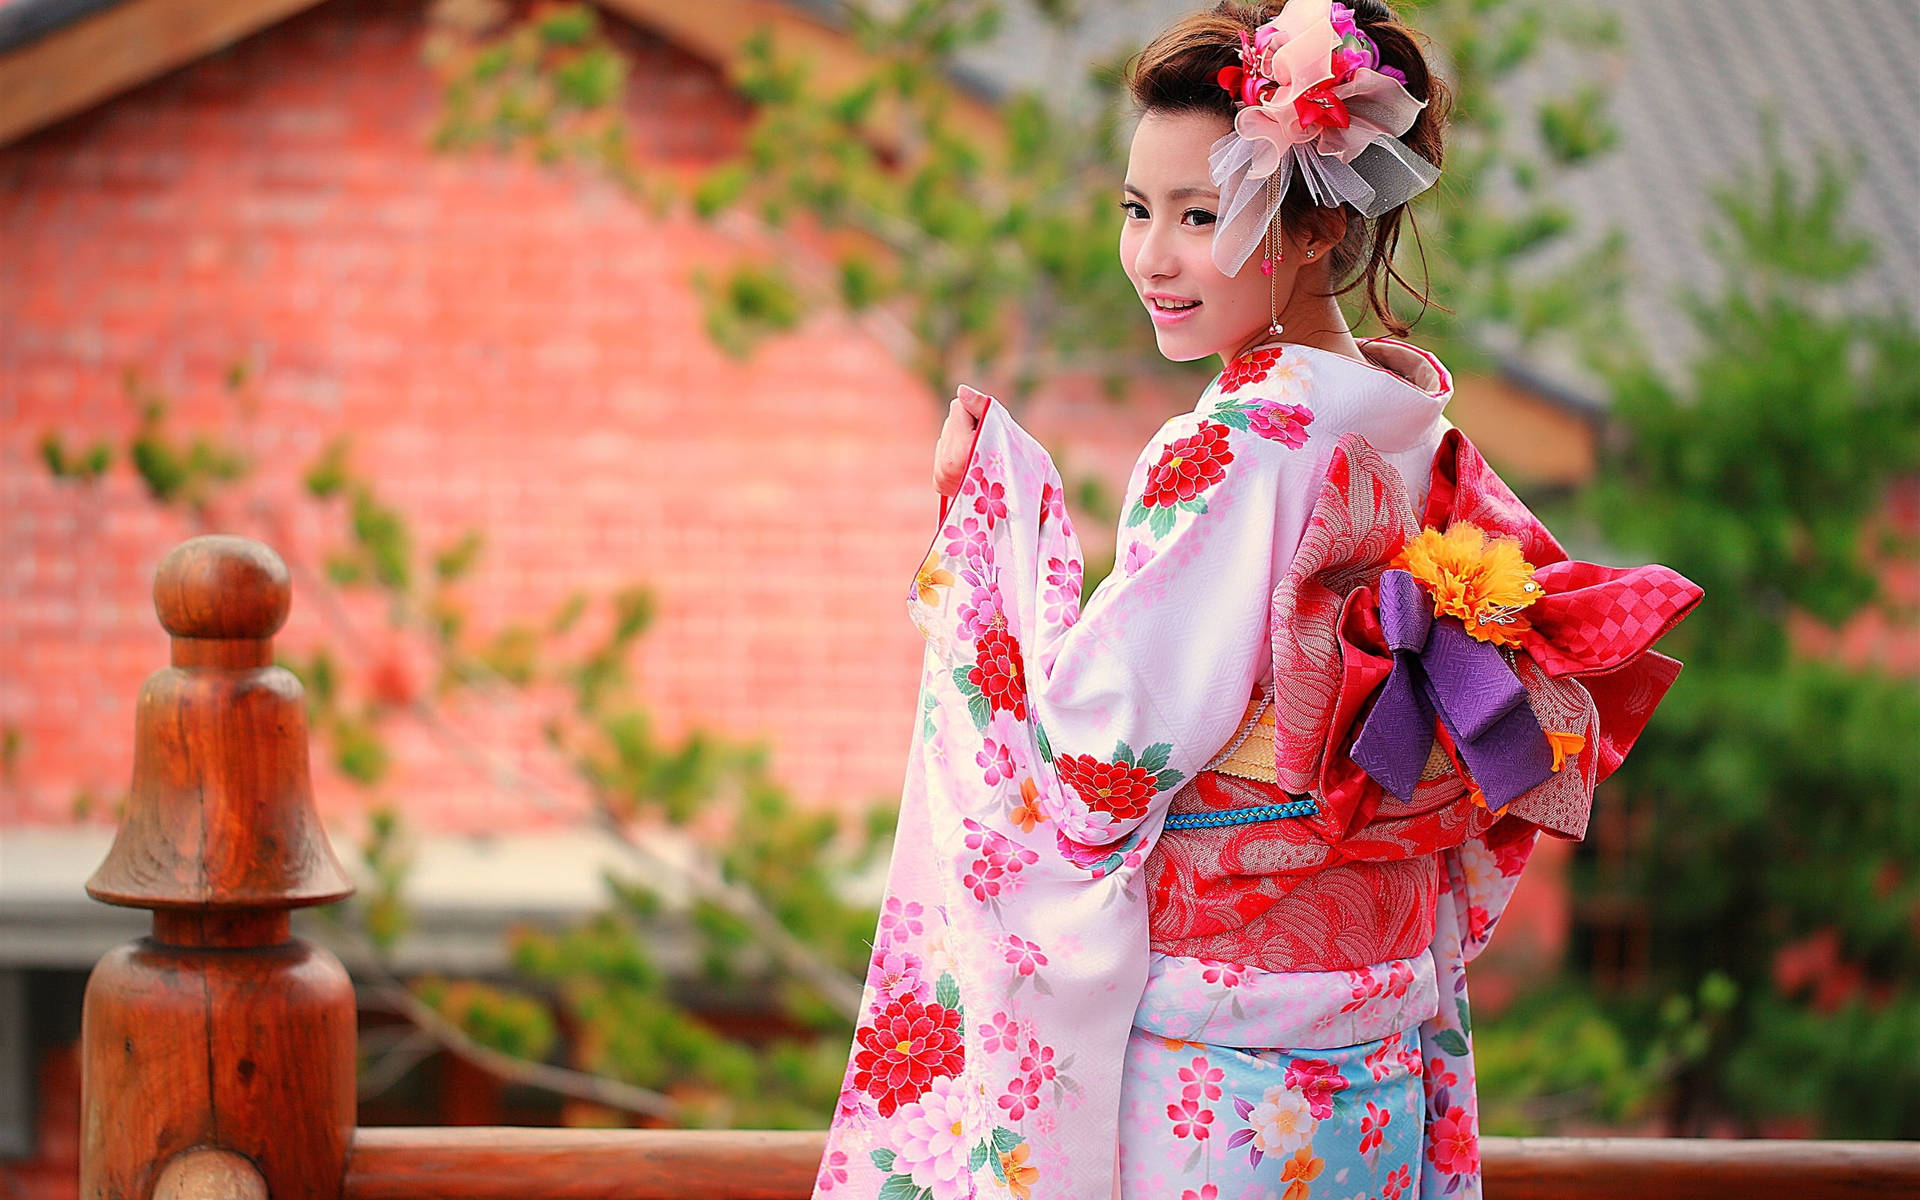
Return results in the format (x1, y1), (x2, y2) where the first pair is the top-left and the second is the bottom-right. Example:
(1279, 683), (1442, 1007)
(1265, 175), (1284, 338)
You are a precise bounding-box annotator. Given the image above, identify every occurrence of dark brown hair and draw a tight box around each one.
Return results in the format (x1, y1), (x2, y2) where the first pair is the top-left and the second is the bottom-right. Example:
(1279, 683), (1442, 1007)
(1124, 0), (1449, 336)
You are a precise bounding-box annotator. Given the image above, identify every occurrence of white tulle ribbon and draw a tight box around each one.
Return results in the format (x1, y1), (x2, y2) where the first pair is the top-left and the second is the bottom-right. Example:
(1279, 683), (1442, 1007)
(1208, 0), (1442, 277)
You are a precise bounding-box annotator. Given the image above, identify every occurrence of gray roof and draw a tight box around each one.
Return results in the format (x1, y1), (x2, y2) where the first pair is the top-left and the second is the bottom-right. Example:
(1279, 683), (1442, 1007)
(1501, 0), (1920, 389)
(7, 0), (1914, 403)
(0, 0), (121, 55)
(949, 0), (1920, 403)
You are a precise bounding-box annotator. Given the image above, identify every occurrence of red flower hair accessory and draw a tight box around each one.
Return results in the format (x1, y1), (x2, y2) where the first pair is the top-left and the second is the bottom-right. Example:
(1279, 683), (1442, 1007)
(1207, 0), (1440, 277)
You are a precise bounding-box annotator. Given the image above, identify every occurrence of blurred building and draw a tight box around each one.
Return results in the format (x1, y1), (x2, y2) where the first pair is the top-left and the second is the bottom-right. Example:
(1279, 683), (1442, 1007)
(0, 4), (1190, 1190)
(1, 0), (1914, 1193)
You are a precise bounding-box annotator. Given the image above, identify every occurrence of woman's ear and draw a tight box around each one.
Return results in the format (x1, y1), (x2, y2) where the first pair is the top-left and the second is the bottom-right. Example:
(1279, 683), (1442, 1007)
(1300, 208), (1349, 262)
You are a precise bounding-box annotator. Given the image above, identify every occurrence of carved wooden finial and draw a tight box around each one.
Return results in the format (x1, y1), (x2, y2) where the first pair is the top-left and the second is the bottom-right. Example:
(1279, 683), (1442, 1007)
(87, 535), (352, 916)
(153, 534), (292, 644)
(83, 536), (358, 1200)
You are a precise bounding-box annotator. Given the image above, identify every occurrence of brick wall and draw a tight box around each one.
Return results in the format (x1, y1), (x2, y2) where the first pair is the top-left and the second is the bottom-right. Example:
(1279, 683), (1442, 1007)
(0, 0), (1179, 836)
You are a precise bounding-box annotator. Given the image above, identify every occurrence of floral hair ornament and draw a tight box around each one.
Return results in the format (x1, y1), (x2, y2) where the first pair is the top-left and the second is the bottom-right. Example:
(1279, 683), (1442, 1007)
(1208, 0), (1441, 277)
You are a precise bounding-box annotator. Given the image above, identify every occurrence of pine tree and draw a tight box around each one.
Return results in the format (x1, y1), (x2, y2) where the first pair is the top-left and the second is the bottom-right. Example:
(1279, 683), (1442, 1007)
(1583, 144), (1920, 1135)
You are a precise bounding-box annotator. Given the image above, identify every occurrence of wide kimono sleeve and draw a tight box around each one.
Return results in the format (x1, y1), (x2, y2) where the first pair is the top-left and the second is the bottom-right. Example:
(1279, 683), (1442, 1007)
(817, 396), (1322, 1200)
(932, 400), (1309, 851)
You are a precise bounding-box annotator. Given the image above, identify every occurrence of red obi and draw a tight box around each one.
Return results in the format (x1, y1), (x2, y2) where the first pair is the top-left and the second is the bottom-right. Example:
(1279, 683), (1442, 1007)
(1144, 733), (1507, 972)
(1147, 772), (1443, 971)
(1146, 429), (1701, 974)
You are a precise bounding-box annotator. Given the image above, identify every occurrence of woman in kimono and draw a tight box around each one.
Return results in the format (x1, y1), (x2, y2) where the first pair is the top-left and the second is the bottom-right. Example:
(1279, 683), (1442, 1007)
(815, 3), (1699, 1198)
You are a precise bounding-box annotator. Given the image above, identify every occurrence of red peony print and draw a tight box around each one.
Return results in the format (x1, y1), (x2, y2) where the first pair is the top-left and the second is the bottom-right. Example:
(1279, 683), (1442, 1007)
(851, 994), (965, 1117)
(1142, 420), (1235, 509)
(969, 628), (1028, 719)
(1283, 1057), (1348, 1120)
(1055, 754), (1158, 823)
(1429, 1103), (1480, 1174)
(1219, 346), (1284, 393)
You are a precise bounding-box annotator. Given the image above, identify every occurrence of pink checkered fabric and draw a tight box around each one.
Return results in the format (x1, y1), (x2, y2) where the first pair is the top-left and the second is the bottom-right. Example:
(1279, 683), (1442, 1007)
(1526, 561), (1703, 677)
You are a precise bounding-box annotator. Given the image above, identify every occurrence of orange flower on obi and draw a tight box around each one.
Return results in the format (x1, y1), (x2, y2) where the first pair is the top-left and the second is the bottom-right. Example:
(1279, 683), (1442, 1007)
(1545, 730), (1587, 772)
(914, 549), (955, 605)
(1393, 521), (1543, 646)
(999, 1142), (1039, 1199)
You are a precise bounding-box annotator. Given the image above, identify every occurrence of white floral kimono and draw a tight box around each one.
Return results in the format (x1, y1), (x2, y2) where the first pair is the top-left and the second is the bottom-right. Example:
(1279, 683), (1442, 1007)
(814, 341), (1694, 1200)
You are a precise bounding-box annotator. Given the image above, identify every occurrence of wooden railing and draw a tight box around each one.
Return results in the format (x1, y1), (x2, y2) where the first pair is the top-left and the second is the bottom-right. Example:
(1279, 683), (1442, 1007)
(80, 536), (1920, 1199)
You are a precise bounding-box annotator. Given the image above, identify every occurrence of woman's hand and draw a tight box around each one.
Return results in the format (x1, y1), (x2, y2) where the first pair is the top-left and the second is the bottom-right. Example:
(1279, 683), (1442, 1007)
(934, 384), (993, 497)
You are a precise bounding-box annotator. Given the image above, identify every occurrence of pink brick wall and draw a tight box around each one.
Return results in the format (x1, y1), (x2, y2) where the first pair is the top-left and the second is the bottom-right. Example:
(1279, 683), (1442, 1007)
(0, 0), (1180, 835)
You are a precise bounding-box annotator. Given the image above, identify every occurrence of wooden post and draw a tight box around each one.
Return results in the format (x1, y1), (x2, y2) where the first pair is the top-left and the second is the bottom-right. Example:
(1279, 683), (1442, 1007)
(81, 535), (357, 1200)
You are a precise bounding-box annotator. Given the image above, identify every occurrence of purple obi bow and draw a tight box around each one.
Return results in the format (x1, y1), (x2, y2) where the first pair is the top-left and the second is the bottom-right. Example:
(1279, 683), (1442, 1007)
(1350, 569), (1554, 810)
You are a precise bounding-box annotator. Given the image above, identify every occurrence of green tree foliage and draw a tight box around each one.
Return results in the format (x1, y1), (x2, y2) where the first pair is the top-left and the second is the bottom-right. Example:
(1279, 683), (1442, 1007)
(292, 444), (892, 1126)
(432, 2), (1622, 396)
(1583, 145), (1920, 1135)
(690, 0), (1158, 394)
(36, 371), (890, 1127)
(1392, 0), (1629, 364)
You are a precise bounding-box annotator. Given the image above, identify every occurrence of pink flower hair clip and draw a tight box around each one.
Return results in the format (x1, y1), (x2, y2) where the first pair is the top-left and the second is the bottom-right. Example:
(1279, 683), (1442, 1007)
(1206, 0), (1440, 277)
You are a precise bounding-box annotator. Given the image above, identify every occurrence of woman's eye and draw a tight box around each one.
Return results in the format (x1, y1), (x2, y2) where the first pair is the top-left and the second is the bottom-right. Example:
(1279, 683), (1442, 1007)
(1182, 208), (1217, 227)
(1118, 200), (1147, 220)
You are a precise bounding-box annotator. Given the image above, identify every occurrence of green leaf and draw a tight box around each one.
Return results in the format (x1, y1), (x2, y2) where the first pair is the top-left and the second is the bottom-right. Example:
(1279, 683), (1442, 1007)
(1538, 84), (1618, 165)
(433, 531), (484, 582)
(936, 972), (961, 1011)
(1125, 500), (1149, 528)
(1135, 742), (1173, 776)
(1177, 497), (1209, 515)
(1147, 505), (1177, 539)
(1457, 996), (1473, 1036)
(968, 693), (991, 730)
(952, 665), (978, 696)
(1112, 740), (1135, 766)
(971, 1140), (994, 1173)
(1154, 768), (1184, 793)
(991, 1126), (1024, 1155)
(1211, 403), (1253, 431)
(871, 1148), (897, 1173)
(1433, 1028), (1470, 1057)
(877, 1174), (930, 1200)
(1034, 722), (1054, 764)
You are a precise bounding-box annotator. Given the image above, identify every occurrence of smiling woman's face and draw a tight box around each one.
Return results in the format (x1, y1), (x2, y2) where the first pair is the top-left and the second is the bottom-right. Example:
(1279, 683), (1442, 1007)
(1119, 109), (1303, 365)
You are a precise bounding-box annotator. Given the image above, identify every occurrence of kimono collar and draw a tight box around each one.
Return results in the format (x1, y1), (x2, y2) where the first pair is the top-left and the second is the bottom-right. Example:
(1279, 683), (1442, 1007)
(1208, 337), (1452, 453)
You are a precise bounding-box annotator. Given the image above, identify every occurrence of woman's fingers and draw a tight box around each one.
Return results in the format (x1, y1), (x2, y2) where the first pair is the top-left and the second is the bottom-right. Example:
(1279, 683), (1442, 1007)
(933, 398), (976, 496)
(934, 387), (992, 495)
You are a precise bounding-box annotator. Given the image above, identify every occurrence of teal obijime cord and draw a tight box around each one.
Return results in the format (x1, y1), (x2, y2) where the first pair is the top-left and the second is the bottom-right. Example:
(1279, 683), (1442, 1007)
(1161, 796), (1318, 830)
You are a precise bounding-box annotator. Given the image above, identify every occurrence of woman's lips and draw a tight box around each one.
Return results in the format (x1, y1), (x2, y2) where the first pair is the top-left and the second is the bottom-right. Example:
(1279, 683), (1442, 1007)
(1147, 298), (1202, 326)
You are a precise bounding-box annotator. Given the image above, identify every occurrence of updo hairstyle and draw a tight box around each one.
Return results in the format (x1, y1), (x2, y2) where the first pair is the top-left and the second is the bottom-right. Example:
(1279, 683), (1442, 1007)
(1124, 0), (1449, 336)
